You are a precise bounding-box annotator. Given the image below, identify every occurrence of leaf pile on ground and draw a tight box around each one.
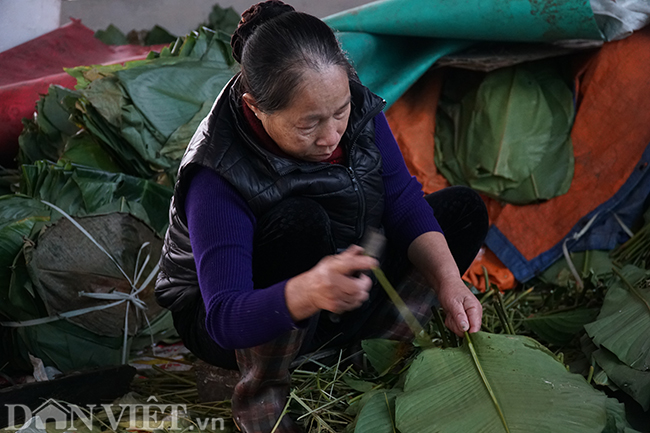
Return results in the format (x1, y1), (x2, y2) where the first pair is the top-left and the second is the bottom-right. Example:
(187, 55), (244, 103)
(1, 21), (239, 374)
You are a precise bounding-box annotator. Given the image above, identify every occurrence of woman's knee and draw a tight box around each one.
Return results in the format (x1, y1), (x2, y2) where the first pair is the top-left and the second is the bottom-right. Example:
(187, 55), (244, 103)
(424, 186), (488, 235)
(253, 198), (336, 287)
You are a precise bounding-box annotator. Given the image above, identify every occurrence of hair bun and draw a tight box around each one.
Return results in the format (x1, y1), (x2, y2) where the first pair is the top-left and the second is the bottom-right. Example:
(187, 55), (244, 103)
(231, 0), (295, 63)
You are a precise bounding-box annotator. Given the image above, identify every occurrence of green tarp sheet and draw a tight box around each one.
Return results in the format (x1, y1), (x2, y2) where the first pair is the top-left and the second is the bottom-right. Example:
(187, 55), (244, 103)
(324, 0), (604, 107)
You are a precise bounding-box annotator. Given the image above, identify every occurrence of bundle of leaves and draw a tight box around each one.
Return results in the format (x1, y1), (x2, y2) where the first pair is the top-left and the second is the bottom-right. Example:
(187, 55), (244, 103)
(583, 266), (650, 412)
(3, 4), (239, 376)
(18, 27), (238, 183)
(0, 162), (174, 372)
(94, 4), (240, 47)
(435, 61), (575, 204)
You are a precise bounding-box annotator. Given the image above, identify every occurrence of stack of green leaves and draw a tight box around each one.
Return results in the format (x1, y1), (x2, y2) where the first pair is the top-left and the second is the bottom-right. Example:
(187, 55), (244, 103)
(435, 62), (575, 204)
(4, 5), (240, 375)
(584, 265), (650, 412)
(94, 4), (240, 47)
(0, 162), (174, 372)
(352, 333), (642, 433)
(19, 26), (239, 183)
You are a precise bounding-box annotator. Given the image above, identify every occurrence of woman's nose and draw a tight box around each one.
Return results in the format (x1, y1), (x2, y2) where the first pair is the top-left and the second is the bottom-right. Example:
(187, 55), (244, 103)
(317, 119), (344, 147)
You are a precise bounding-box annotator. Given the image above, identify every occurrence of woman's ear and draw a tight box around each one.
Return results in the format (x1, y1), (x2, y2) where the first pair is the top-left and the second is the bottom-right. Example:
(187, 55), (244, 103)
(242, 93), (261, 118)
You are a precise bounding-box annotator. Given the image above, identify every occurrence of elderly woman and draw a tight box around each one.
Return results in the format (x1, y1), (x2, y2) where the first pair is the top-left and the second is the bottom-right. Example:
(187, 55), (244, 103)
(155, 1), (488, 431)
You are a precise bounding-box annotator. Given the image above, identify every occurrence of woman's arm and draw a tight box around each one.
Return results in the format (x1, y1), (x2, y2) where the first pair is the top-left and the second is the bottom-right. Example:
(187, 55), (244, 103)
(408, 232), (482, 336)
(374, 112), (482, 336)
(186, 167), (299, 349)
(374, 112), (442, 251)
(285, 245), (377, 321)
(186, 167), (377, 347)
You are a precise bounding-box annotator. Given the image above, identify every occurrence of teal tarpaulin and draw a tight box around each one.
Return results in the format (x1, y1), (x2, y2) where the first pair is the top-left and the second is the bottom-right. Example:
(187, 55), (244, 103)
(324, 0), (604, 107)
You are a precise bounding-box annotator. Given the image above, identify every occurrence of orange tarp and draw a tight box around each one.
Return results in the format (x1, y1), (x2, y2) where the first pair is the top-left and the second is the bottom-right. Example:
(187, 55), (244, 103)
(386, 26), (650, 282)
(493, 27), (650, 262)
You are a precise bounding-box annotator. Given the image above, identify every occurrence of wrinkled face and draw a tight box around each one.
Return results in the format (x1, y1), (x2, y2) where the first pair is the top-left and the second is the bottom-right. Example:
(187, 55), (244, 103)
(244, 66), (351, 162)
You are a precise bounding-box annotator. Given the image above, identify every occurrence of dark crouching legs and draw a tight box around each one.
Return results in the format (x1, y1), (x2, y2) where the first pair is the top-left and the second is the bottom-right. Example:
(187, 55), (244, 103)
(233, 198), (336, 433)
(232, 328), (307, 433)
(365, 186), (489, 341)
(424, 185), (489, 275)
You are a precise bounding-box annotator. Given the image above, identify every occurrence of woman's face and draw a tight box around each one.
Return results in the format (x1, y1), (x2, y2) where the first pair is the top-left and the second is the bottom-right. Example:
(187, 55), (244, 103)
(245, 66), (351, 162)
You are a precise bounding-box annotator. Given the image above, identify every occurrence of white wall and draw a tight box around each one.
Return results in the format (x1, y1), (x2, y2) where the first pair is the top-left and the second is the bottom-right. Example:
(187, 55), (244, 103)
(0, 0), (62, 52)
(0, 0), (373, 53)
(59, 0), (373, 35)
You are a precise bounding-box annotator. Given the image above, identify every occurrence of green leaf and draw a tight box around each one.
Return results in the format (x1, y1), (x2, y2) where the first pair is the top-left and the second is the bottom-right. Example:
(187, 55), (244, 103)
(603, 396), (644, 433)
(584, 265), (650, 371)
(465, 331), (509, 432)
(342, 376), (377, 393)
(523, 307), (599, 346)
(144, 25), (177, 46)
(0, 216), (49, 320)
(14, 319), (125, 372)
(395, 332), (610, 433)
(205, 4), (241, 36)
(38, 86), (80, 137)
(82, 77), (125, 128)
(95, 24), (129, 45)
(115, 61), (232, 138)
(435, 63), (575, 204)
(354, 390), (400, 433)
(539, 250), (614, 286)
(0, 168), (19, 197)
(593, 347), (650, 411)
(361, 339), (406, 376)
(161, 99), (214, 160)
(93, 198), (152, 229)
(18, 163), (172, 235)
(60, 131), (122, 173)
(18, 86), (81, 166)
(0, 195), (50, 229)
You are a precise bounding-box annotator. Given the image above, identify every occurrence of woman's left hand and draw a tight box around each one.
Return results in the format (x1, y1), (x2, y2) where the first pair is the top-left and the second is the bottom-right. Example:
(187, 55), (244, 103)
(435, 277), (482, 337)
(408, 231), (483, 338)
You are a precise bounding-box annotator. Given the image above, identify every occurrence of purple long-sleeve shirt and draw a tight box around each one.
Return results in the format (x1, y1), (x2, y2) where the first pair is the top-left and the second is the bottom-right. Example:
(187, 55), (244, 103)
(185, 112), (441, 349)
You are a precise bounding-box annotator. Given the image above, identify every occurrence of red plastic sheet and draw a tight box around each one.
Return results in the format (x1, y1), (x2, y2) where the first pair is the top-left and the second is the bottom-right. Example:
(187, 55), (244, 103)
(0, 19), (160, 167)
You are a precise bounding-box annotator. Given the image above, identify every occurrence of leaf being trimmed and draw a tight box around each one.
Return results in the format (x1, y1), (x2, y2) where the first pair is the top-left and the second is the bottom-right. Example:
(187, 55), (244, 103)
(395, 332), (609, 433)
(585, 265), (650, 371)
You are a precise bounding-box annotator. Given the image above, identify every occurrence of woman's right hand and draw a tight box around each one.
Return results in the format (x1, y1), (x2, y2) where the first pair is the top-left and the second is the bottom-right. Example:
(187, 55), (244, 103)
(285, 245), (378, 322)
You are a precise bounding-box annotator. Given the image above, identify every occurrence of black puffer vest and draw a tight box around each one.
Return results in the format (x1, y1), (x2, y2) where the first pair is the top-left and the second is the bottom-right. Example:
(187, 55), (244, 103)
(155, 74), (386, 311)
